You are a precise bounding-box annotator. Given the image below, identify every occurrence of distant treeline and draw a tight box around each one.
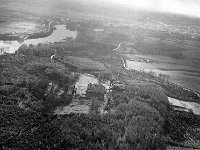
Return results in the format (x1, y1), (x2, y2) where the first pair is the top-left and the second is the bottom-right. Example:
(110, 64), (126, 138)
(17, 41), (116, 57)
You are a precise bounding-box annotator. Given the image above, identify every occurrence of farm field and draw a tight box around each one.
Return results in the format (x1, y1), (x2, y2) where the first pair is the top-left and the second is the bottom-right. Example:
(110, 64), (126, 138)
(0, 9), (47, 38)
(63, 56), (107, 71)
(116, 35), (200, 93)
(1, 0), (200, 149)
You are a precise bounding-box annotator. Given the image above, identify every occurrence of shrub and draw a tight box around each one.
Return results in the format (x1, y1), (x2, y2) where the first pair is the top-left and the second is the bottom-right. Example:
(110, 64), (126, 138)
(137, 84), (169, 108)
(28, 78), (49, 100)
(125, 83), (170, 117)
(0, 105), (64, 150)
(17, 44), (55, 57)
(112, 92), (129, 106)
(164, 111), (200, 142)
(115, 100), (164, 125)
(112, 100), (165, 149)
(126, 116), (163, 150)
(60, 113), (115, 149)
(90, 97), (100, 114)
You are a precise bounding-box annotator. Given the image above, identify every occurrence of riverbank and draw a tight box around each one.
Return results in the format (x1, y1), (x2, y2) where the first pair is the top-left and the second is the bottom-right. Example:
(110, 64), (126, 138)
(26, 21), (55, 40)
(1, 36), (200, 149)
(113, 39), (200, 104)
(117, 51), (200, 102)
(0, 24), (77, 54)
(0, 21), (54, 42)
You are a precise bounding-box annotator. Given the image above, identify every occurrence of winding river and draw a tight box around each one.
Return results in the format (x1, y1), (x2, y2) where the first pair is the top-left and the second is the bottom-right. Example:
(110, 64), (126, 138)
(1, 22), (199, 115)
(114, 42), (200, 115)
(0, 25), (77, 53)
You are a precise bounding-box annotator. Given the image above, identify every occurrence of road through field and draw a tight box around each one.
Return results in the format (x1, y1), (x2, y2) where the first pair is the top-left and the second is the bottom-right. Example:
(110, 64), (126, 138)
(112, 39), (200, 115)
(112, 35), (200, 98)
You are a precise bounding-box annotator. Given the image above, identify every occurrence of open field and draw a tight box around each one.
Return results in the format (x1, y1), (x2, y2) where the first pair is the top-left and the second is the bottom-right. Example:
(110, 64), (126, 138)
(1, 23), (200, 150)
(70, 20), (200, 95)
(1, 1), (200, 149)
(0, 9), (47, 39)
(63, 56), (107, 71)
(116, 33), (200, 93)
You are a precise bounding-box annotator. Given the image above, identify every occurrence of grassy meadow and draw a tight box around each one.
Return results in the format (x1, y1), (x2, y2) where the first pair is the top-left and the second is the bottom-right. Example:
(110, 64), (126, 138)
(116, 33), (200, 93)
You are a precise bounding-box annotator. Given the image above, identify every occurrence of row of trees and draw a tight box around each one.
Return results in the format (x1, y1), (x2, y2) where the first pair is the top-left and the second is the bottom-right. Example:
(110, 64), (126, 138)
(82, 80), (171, 149)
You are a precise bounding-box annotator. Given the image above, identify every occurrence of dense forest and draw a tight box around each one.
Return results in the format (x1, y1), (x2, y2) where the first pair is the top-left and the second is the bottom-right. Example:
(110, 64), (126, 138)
(1, 20), (200, 150)
(1, 40), (200, 150)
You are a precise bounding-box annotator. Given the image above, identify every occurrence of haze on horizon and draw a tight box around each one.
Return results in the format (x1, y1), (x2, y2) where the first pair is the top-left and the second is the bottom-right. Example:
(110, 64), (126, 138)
(89, 0), (200, 18)
(2, 0), (200, 18)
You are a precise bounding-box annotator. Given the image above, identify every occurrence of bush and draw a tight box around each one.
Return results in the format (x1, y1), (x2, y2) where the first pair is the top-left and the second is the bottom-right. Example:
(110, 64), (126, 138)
(164, 111), (200, 142)
(90, 97), (100, 114)
(125, 83), (170, 117)
(112, 100), (165, 149)
(17, 44), (55, 57)
(127, 116), (164, 150)
(0, 105), (64, 150)
(60, 114), (115, 150)
(28, 78), (49, 100)
(115, 100), (164, 125)
(112, 93), (129, 106)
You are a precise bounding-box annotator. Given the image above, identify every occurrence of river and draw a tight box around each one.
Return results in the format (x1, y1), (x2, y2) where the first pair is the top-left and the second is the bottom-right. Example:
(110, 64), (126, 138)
(56, 71), (200, 115)
(114, 42), (200, 115)
(0, 25), (77, 53)
(2, 23), (199, 115)
(168, 97), (200, 115)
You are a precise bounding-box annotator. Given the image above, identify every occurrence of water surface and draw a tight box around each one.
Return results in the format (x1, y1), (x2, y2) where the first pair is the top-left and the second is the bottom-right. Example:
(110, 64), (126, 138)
(125, 57), (200, 93)
(168, 97), (200, 115)
(0, 25), (77, 53)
